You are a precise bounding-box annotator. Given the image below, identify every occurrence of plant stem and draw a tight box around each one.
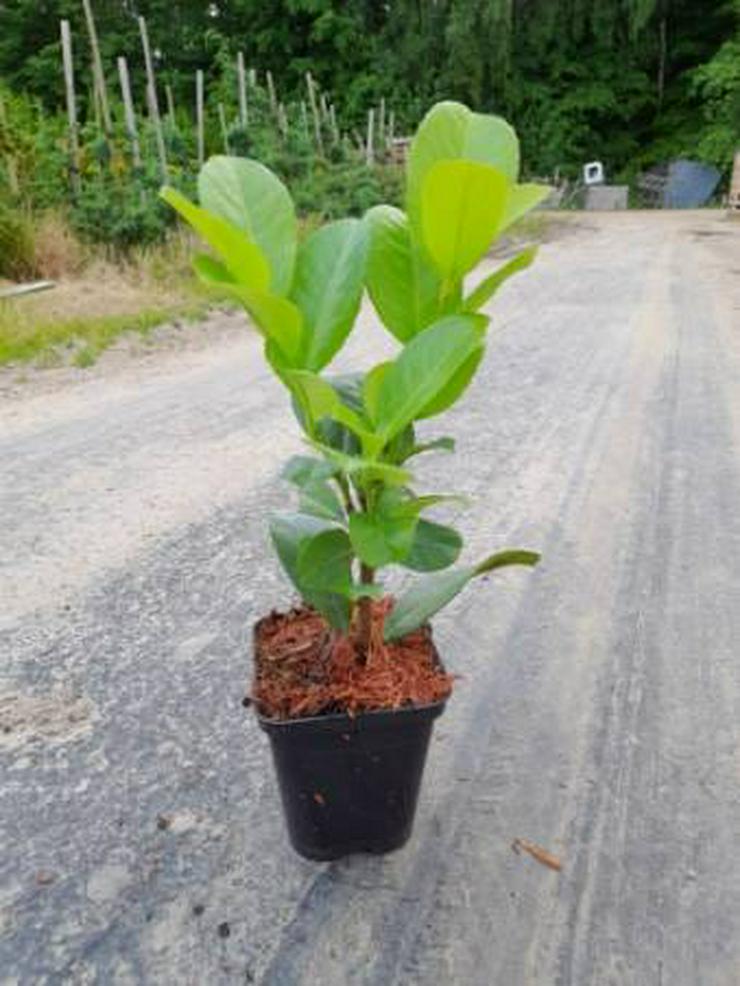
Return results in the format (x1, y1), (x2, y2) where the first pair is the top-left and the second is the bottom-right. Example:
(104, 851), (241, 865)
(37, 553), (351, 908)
(356, 563), (375, 661)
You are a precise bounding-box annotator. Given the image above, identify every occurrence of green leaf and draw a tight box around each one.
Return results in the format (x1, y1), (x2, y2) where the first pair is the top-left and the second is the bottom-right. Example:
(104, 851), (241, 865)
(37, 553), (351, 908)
(417, 345), (485, 420)
(282, 455), (336, 487)
(403, 519), (462, 571)
(269, 512), (350, 630)
(291, 219), (368, 371)
(287, 370), (380, 452)
(498, 184), (550, 235)
(299, 480), (345, 521)
(362, 361), (392, 423)
(224, 285), (304, 364)
(308, 440), (412, 487)
(463, 246), (538, 312)
(161, 187), (270, 289)
(384, 547), (540, 641)
(375, 314), (487, 441)
(198, 156), (297, 295)
(296, 528), (354, 596)
(421, 160), (510, 280)
(401, 436), (456, 462)
(349, 511), (417, 568)
(407, 102), (519, 230)
(365, 205), (441, 342)
(474, 549), (541, 574)
(191, 253), (236, 284)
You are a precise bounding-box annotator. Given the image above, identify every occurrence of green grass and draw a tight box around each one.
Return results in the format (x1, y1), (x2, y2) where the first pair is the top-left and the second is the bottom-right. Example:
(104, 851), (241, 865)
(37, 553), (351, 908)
(0, 301), (212, 367)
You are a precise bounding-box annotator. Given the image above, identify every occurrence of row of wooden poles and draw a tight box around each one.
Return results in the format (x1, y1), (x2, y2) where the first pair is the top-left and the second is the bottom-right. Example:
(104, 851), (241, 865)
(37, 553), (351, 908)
(59, 0), (398, 194)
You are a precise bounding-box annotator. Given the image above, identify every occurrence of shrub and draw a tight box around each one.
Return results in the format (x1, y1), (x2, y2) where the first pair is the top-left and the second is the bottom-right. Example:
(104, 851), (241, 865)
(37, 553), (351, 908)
(0, 202), (36, 279)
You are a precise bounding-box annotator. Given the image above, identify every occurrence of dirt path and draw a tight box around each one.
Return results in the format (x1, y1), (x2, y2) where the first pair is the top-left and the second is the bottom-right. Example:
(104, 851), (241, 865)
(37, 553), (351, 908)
(1, 211), (739, 984)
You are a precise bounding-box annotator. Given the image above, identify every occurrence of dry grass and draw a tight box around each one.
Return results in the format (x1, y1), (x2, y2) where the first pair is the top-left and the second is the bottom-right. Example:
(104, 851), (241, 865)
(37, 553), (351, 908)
(0, 230), (222, 366)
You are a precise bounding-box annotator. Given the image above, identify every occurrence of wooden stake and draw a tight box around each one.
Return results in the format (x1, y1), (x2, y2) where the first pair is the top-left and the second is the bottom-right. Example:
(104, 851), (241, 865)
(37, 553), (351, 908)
(249, 68), (257, 87)
(117, 56), (142, 169)
(378, 97), (386, 155)
(365, 107), (375, 166)
(329, 103), (339, 146)
(300, 101), (309, 141)
(81, 0), (112, 135)
(218, 102), (230, 153)
(237, 51), (248, 126)
(278, 103), (289, 140)
(388, 110), (395, 150)
(266, 70), (278, 118)
(305, 72), (324, 156)
(138, 16), (167, 178)
(165, 84), (175, 125)
(60, 20), (81, 195)
(196, 69), (205, 167)
(319, 92), (329, 124)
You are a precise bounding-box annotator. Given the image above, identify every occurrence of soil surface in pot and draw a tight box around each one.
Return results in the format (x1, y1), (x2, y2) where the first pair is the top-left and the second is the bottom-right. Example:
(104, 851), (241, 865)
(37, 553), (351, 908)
(252, 601), (453, 720)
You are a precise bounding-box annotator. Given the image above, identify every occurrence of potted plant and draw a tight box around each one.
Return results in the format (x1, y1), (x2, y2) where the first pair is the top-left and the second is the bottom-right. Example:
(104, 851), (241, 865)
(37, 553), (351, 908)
(161, 101), (548, 860)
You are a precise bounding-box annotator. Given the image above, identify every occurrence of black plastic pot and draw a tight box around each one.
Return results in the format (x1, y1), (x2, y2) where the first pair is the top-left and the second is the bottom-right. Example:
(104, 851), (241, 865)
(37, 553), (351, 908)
(258, 699), (447, 861)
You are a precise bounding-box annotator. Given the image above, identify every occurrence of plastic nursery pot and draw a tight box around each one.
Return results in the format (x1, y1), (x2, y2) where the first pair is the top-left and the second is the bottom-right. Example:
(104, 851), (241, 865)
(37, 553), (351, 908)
(258, 698), (447, 861)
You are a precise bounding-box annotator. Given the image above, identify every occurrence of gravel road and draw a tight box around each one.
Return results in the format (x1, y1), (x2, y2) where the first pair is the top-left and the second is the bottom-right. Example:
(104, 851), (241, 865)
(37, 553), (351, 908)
(1, 212), (739, 985)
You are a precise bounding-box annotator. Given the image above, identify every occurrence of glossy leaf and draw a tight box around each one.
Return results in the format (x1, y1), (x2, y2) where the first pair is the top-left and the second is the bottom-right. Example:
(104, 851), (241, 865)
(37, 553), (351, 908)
(407, 102), (519, 229)
(219, 284), (303, 364)
(417, 344), (485, 420)
(384, 547), (540, 640)
(291, 219), (368, 371)
(421, 160), (510, 280)
(375, 314), (487, 441)
(499, 184), (551, 235)
(269, 513), (350, 629)
(365, 205), (441, 341)
(401, 436), (456, 461)
(403, 519), (462, 571)
(296, 528), (354, 596)
(287, 370), (379, 452)
(463, 246), (538, 312)
(299, 480), (345, 521)
(198, 156), (296, 295)
(362, 361), (392, 423)
(282, 455), (336, 487)
(161, 187), (270, 289)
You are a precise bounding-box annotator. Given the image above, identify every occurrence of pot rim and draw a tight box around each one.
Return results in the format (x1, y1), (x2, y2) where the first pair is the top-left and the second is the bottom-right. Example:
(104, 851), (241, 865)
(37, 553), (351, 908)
(256, 695), (448, 734)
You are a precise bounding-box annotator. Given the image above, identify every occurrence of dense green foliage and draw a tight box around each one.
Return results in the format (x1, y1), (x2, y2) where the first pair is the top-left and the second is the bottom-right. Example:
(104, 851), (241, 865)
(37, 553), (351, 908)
(1, 0), (738, 180)
(164, 103), (542, 647)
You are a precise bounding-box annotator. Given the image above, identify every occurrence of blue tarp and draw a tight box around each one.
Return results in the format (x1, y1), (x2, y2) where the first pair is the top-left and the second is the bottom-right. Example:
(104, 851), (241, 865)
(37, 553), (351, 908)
(664, 159), (721, 208)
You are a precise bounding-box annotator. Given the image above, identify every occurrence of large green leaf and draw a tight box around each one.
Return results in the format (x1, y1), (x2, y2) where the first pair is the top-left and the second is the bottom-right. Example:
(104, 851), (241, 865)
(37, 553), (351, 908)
(417, 345), (485, 420)
(299, 480), (345, 521)
(463, 246), (538, 313)
(198, 156), (297, 295)
(499, 184), (551, 235)
(194, 266), (303, 365)
(403, 519), (462, 572)
(365, 205), (441, 342)
(375, 314), (487, 441)
(287, 370), (380, 453)
(291, 219), (368, 371)
(161, 187), (270, 289)
(349, 511), (416, 568)
(384, 548), (540, 641)
(421, 160), (510, 280)
(296, 528), (354, 596)
(282, 455), (336, 487)
(407, 102), (519, 230)
(269, 513), (350, 629)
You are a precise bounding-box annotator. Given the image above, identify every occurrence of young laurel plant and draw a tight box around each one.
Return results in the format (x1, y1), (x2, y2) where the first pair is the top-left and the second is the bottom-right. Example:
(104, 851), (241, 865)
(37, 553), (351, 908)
(161, 100), (546, 662)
